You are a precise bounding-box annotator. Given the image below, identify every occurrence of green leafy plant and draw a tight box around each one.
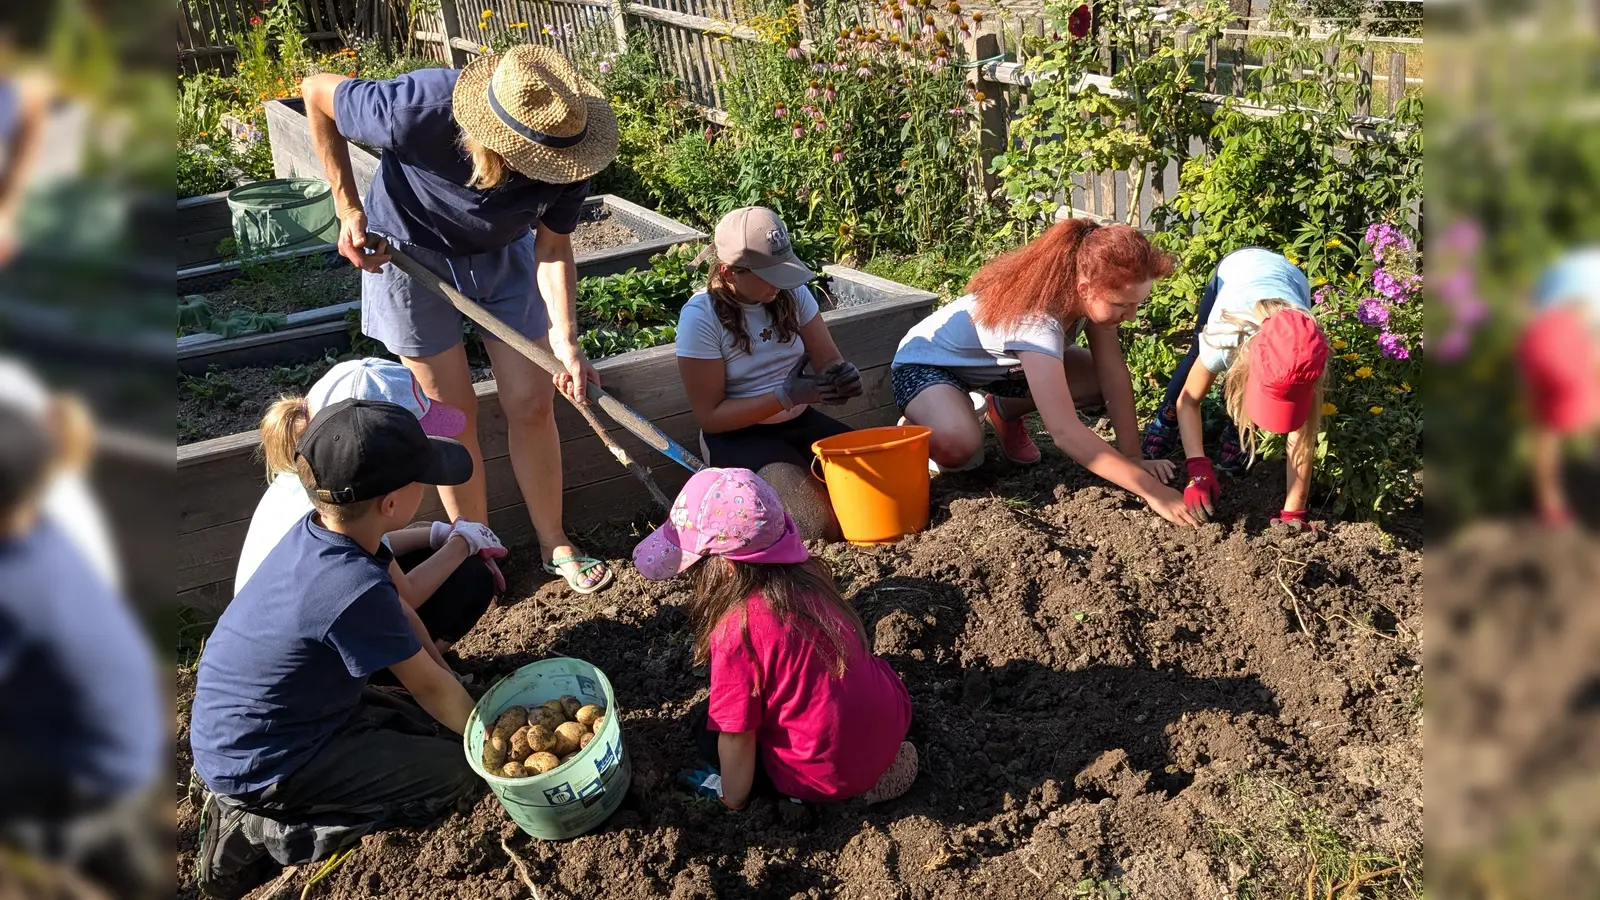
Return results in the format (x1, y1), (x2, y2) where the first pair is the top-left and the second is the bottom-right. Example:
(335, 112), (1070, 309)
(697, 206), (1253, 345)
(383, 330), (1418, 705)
(180, 368), (243, 408)
(177, 295), (214, 335)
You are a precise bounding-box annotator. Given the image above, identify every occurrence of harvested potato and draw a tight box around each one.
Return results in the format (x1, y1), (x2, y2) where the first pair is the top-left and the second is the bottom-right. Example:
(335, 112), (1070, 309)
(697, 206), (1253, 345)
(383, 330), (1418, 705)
(552, 721), (586, 756)
(525, 752), (561, 775)
(501, 760), (526, 778)
(579, 732), (594, 749)
(490, 706), (529, 750)
(575, 704), (605, 728)
(482, 740), (507, 772)
(538, 700), (569, 725)
(559, 695), (582, 719)
(508, 726), (533, 762)
(592, 715), (605, 734)
(526, 706), (561, 730)
(525, 723), (557, 754)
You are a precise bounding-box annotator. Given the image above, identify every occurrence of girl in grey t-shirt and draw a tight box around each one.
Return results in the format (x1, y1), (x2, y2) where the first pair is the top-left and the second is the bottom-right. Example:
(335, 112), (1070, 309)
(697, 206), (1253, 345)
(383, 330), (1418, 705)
(676, 208), (864, 514)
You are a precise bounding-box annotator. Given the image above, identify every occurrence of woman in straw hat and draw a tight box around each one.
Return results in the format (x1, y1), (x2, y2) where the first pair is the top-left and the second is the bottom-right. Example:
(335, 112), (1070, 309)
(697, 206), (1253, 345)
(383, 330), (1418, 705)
(302, 46), (619, 594)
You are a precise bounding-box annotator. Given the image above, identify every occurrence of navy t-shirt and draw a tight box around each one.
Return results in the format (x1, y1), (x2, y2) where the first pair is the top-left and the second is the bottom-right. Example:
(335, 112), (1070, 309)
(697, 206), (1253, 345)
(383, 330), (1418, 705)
(190, 513), (422, 797)
(0, 518), (163, 804)
(333, 68), (590, 256)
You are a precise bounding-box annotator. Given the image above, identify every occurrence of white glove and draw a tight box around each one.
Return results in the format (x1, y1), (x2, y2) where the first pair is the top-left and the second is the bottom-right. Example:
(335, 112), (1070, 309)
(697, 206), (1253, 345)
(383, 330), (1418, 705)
(450, 518), (507, 558)
(428, 521), (454, 550)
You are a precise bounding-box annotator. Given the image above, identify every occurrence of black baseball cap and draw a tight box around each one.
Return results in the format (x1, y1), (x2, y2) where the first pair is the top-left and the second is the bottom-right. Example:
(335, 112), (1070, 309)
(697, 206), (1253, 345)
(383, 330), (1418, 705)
(296, 398), (473, 504)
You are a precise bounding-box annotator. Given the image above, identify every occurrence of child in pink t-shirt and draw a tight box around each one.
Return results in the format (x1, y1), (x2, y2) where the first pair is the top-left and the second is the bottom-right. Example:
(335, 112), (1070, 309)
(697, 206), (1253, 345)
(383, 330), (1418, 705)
(634, 467), (917, 809)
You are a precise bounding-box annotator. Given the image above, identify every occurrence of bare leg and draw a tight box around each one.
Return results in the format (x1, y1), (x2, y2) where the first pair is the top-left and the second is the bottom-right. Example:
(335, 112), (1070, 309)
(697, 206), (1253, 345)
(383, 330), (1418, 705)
(904, 383), (985, 468)
(402, 345), (484, 522)
(482, 339), (609, 590)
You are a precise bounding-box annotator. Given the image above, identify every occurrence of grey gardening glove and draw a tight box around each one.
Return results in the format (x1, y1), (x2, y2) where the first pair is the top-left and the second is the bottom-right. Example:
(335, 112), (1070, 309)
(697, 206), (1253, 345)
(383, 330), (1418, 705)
(775, 354), (825, 410)
(818, 360), (863, 405)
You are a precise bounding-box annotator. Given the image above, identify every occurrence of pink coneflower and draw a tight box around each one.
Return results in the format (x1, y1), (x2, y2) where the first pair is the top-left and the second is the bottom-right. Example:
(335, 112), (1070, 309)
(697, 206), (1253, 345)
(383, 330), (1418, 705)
(831, 62), (848, 73)
(598, 61), (612, 73)
(824, 83), (838, 101)
(947, 106), (963, 116)
(922, 14), (936, 35)
(971, 89), (993, 110)
(814, 119), (828, 131)
(807, 81), (822, 99)
(832, 146), (845, 163)
(787, 43), (804, 60)
(774, 103), (788, 119)
(856, 64), (873, 79)
(792, 125), (805, 139)
(891, 14), (905, 29)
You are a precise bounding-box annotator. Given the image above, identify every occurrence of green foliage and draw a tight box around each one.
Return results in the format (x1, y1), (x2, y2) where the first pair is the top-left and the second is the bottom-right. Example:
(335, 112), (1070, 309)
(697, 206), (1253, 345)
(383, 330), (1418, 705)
(177, 295), (213, 334)
(995, 0), (1233, 235)
(271, 351), (342, 393)
(575, 247), (698, 357)
(179, 368), (243, 407)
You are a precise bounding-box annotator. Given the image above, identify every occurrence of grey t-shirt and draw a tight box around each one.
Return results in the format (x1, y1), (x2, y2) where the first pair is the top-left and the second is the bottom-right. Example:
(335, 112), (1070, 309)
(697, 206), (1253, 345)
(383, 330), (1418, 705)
(676, 287), (821, 420)
(893, 295), (1084, 380)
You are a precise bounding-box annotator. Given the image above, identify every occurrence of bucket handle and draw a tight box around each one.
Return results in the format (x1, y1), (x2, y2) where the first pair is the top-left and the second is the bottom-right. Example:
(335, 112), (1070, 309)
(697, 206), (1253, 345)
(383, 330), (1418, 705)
(810, 453), (825, 483)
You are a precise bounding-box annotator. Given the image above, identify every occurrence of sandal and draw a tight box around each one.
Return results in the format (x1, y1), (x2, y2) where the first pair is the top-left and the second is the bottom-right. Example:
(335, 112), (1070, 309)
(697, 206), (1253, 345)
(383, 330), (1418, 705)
(543, 553), (614, 595)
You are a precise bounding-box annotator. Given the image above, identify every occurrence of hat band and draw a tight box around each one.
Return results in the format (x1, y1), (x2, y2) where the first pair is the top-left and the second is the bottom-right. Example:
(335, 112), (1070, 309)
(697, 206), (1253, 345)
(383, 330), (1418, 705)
(487, 82), (588, 149)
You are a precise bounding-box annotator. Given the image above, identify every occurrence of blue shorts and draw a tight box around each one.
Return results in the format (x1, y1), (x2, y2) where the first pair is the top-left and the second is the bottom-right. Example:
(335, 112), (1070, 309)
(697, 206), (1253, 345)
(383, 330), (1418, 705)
(891, 363), (1032, 412)
(361, 231), (549, 359)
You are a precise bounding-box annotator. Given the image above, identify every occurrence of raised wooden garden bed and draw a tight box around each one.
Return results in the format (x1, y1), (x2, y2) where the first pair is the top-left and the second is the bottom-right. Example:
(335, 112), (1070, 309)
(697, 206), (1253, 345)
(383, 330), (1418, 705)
(174, 266), (936, 613)
(176, 195), (703, 374)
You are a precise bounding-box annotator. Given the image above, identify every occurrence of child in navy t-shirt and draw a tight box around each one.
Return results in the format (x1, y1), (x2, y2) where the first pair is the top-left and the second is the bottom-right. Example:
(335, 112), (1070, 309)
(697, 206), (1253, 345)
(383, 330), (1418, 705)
(190, 400), (484, 899)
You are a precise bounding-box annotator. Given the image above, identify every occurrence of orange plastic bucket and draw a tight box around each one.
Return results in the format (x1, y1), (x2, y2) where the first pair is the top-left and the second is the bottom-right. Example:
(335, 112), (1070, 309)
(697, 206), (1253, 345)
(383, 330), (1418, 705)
(811, 426), (933, 545)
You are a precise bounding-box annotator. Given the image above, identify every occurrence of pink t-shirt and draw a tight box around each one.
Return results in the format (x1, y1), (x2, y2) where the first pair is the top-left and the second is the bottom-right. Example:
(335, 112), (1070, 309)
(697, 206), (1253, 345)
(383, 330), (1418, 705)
(707, 592), (912, 802)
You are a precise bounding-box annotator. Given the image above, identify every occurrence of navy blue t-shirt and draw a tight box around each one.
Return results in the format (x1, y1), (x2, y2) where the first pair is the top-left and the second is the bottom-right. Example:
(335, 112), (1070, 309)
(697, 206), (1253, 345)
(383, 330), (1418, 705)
(333, 68), (590, 256)
(190, 513), (421, 796)
(0, 518), (163, 803)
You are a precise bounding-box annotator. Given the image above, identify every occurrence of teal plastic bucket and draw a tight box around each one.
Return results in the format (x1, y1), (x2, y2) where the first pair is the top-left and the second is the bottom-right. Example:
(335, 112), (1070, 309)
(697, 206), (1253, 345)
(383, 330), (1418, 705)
(226, 178), (339, 257)
(463, 657), (631, 840)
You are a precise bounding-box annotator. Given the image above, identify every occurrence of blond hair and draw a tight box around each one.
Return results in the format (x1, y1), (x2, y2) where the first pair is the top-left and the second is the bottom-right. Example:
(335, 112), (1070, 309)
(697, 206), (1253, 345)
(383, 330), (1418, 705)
(459, 133), (511, 190)
(46, 394), (95, 475)
(259, 395), (377, 521)
(1212, 299), (1326, 467)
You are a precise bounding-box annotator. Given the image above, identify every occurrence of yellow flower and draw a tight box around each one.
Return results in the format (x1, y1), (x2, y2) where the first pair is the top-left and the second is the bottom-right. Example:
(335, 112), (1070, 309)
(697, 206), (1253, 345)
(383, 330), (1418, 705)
(1400, 381), (1412, 393)
(1355, 366), (1373, 379)
(1313, 277), (1328, 287)
(1342, 352), (1359, 362)
(1321, 402), (1337, 417)
(478, 20), (485, 27)
(1326, 238), (1342, 248)
(480, 8), (492, 15)
(510, 21), (528, 28)
(1332, 339), (1348, 350)
(1286, 255), (1300, 266)
(479, 44), (490, 52)
(1344, 375), (1355, 383)
(199, 131), (208, 137)
(1369, 406), (1384, 415)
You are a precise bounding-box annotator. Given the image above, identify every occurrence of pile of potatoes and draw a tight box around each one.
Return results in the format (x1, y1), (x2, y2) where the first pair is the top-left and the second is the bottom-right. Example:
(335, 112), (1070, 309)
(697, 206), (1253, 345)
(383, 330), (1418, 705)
(482, 695), (607, 779)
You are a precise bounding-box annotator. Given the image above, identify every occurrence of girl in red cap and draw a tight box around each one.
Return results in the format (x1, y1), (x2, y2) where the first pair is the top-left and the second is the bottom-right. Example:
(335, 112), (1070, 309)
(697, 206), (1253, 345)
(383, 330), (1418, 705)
(1143, 249), (1329, 527)
(891, 219), (1196, 527)
(634, 468), (916, 812)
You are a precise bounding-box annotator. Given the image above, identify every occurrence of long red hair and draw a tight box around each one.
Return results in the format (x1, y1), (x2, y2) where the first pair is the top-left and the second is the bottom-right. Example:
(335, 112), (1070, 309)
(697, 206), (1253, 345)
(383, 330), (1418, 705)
(967, 219), (1173, 330)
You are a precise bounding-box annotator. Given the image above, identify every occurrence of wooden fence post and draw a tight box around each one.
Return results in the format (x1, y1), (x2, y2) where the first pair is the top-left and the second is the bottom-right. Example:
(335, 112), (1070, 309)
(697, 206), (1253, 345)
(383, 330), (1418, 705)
(965, 31), (1004, 200)
(438, 0), (471, 66)
(608, 0), (630, 52)
(1354, 48), (1374, 118)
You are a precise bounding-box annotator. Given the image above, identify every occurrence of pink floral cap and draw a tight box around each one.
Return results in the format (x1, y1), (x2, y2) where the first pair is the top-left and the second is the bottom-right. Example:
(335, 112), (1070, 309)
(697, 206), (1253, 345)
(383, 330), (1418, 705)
(633, 468), (809, 580)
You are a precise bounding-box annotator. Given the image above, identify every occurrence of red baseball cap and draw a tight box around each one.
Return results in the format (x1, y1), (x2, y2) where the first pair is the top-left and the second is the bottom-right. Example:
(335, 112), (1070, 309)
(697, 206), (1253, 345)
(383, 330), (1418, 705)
(1245, 311), (1329, 434)
(1519, 307), (1600, 434)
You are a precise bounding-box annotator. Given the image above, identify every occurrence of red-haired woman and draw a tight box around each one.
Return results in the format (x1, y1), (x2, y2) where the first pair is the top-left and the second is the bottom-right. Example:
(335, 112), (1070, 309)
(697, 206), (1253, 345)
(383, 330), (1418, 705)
(892, 219), (1198, 526)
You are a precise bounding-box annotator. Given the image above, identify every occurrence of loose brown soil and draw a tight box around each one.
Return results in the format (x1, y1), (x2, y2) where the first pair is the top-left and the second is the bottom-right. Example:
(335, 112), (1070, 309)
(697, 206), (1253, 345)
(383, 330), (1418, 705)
(174, 449), (1423, 899)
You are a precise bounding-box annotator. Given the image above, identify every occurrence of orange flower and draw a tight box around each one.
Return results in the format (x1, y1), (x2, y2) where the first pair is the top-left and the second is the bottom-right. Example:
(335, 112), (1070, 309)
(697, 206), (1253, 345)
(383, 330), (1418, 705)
(347, 71), (356, 76)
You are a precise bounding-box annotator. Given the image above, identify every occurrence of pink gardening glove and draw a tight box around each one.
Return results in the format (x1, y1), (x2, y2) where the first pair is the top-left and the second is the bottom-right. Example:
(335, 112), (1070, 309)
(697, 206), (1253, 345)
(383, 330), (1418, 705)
(449, 518), (508, 559)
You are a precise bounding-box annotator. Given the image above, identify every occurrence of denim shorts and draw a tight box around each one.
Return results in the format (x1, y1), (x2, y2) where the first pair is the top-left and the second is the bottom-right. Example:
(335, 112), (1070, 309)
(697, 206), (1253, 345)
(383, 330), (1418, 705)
(361, 231), (549, 358)
(891, 363), (1032, 412)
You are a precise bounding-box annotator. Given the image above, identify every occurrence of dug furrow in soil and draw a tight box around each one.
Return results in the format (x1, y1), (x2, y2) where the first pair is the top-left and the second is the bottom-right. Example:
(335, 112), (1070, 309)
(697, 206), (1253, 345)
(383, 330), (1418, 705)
(175, 445), (1422, 899)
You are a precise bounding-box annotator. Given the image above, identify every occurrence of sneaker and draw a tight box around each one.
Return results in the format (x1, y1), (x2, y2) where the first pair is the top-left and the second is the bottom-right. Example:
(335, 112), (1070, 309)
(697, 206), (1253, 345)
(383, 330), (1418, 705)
(985, 396), (1041, 465)
(196, 791), (273, 900)
(1142, 415), (1179, 460)
(864, 742), (919, 804)
(1215, 426), (1248, 475)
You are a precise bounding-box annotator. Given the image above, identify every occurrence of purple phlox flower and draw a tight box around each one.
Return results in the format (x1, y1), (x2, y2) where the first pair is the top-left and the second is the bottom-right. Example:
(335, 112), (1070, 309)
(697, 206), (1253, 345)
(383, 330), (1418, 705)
(1313, 286), (1332, 306)
(1372, 269), (1415, 302)
(1356, 297), (1390, 327)
(1364, 222), (1414, 263)
(1441, 218), (1483, 254)
(1377, 331), (1410, 360)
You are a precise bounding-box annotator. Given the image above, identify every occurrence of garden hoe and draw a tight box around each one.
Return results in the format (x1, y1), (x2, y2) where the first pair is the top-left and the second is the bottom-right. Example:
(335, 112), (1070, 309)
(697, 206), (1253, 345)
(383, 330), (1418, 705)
(385, 246), (704, 513)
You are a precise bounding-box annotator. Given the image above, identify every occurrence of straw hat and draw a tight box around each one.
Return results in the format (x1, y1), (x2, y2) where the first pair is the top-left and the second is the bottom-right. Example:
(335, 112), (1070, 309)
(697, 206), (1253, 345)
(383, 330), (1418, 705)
(452, 45), (618, 184)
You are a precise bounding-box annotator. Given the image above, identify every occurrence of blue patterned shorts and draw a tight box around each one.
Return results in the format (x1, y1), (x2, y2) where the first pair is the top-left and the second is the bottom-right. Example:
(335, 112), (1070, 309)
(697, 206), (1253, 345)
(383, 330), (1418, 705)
(891, 363), (1032, 412)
